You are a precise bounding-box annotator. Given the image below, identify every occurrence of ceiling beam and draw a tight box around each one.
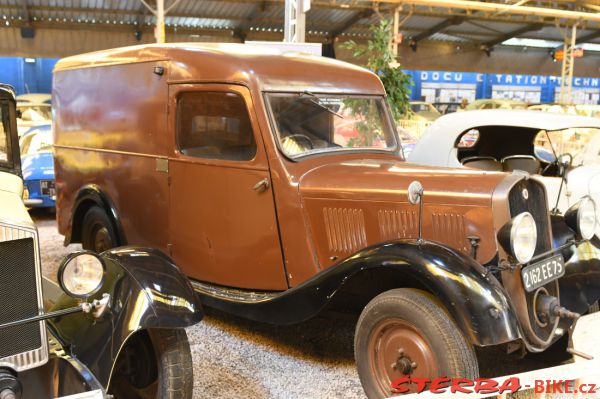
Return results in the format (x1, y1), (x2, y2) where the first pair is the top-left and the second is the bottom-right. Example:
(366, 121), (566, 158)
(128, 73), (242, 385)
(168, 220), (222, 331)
(483, 23), (543, 49)
(409, 16), (464, 50)
(554, 30), (600, 49)
(233, 1), (269, 42)
(328, 9), (374, 40)
(374, 0), (600, 23)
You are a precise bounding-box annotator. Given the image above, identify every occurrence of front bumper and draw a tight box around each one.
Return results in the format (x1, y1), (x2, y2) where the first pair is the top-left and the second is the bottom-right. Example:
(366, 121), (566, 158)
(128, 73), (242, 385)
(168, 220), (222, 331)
(58, 390), (105, 399)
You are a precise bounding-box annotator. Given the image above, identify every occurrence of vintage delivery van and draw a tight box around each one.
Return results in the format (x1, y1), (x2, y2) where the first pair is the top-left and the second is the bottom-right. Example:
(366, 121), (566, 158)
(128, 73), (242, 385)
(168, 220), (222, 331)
(53, 44), (600, 398)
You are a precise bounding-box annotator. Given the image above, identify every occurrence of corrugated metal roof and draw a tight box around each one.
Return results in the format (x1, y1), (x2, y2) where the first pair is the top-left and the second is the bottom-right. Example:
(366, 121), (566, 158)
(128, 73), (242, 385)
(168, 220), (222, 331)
(0, 0), (598, 47)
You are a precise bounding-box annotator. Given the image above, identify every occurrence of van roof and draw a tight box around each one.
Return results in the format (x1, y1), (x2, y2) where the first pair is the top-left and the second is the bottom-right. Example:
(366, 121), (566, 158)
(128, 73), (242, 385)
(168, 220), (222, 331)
(54, 43), (384, 95)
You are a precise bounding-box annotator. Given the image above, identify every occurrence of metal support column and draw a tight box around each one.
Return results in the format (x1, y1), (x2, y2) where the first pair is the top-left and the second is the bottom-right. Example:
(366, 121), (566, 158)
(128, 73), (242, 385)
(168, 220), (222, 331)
(139, 0), (182, 43)
(284, 0), (310, 42)
(155, 0), (165, 43)
(558, 24), (577, 105)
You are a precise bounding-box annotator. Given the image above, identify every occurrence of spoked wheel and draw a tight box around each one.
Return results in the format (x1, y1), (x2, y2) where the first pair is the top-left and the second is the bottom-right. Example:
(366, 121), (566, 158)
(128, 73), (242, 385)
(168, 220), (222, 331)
(82, 206), (118, 252)
(355, 289), (478, 398)
(109, 329), (193, 399)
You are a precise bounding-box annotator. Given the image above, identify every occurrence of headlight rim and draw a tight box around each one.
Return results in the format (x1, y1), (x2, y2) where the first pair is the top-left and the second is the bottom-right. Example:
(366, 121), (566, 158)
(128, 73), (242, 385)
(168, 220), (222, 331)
(511, 211), (537, 264)
(498, 211), (537, 264)
(565, 196), (597, 241)
(57, 251), (106, 299)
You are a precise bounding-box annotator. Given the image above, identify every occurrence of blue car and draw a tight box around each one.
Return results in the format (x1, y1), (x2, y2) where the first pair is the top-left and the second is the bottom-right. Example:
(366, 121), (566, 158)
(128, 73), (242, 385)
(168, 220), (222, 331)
(20, 124), (55, 208)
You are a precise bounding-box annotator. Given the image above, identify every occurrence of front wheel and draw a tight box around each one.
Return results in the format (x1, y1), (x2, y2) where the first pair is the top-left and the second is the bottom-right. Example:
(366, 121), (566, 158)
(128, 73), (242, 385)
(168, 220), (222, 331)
(109, 328), (194, 399)
(355, 288), (478, 398)
(81, 206), (118, 252)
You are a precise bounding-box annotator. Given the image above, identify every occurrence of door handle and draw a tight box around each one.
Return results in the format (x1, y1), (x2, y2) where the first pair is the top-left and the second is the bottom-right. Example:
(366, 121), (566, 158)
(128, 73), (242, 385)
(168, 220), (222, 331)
(252, 178), (270, 192)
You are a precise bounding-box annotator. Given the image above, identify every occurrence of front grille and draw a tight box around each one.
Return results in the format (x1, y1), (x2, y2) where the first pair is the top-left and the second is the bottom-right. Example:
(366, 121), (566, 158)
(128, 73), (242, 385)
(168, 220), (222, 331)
(508, 179), (552, 256)
(0, 223), (48, 371)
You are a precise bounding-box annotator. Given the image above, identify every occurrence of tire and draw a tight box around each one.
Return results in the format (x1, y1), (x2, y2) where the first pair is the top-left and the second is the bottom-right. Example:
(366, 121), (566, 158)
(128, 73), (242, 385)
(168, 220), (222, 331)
(355, 288), (478, 398)
(109, 328), (194, 399)
(81, 206), (118, 252)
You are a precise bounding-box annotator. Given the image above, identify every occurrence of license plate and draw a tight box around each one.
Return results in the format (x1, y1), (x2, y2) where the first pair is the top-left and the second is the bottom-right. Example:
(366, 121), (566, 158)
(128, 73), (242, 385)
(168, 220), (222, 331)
(521, 254), (565, 292)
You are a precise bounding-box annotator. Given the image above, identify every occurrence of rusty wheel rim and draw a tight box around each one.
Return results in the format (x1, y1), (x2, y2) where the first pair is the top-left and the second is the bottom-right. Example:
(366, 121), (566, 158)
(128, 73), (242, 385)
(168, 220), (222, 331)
(368, 318), (439, 396)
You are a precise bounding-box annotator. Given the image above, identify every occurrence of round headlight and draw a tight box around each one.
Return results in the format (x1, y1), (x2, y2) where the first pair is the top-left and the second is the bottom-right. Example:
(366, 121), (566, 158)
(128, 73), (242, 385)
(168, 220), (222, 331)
(498, 212), (537, 264)
(58, 252), (105, 298)
(565, 197), (597, 240)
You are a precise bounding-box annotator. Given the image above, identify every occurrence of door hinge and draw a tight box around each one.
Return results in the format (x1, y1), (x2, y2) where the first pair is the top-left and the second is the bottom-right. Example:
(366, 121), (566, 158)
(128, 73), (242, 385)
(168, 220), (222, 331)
(167, 243), (173, 257)
(156, 158), (169, 173)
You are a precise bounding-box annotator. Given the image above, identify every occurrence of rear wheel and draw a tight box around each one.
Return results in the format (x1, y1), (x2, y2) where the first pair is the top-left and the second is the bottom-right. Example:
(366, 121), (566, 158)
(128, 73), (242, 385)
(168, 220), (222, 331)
(81, 206), (118, 252)
(355, 288), (478, 398)
(109, 329), (193, 399)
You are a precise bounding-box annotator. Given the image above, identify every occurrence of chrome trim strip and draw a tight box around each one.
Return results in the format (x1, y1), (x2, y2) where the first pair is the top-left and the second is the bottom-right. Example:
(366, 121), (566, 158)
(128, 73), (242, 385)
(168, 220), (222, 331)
(191, 280), (279, 304)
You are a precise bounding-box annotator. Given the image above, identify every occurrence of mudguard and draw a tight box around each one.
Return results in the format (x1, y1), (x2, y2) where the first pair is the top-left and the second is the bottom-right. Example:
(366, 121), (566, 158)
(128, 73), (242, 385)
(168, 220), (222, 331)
(47, 246), (203, 388)
(68, 184), (126, 245)
(198, 239), (521, 347)
(550, 216), (600, 320)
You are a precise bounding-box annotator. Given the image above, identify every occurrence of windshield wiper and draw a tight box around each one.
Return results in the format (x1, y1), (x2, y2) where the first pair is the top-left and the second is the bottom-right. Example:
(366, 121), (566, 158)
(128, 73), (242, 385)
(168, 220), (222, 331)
(299, 91), (345, 119)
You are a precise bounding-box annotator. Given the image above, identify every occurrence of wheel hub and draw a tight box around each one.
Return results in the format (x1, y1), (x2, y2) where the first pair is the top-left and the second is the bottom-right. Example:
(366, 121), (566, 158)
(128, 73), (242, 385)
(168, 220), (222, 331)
(392, 348), (418, 375)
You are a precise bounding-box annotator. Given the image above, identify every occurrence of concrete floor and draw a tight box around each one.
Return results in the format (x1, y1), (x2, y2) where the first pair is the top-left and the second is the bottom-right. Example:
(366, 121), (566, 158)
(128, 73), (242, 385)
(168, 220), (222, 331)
(33, 209), (565, 398)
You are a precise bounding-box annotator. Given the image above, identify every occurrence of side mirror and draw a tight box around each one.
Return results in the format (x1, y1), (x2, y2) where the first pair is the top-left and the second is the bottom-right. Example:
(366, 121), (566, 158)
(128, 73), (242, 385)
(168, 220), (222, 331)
(557, 153), (573, 177)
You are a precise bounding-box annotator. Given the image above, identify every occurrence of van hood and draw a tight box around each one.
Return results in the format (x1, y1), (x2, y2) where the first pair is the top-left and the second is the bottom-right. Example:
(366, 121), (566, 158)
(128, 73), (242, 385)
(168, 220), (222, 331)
(298, 159), (507, 206)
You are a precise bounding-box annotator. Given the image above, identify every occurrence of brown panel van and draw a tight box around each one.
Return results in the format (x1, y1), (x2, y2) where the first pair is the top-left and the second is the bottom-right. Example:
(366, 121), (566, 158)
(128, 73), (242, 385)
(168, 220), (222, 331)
(54, 44), (600, 398)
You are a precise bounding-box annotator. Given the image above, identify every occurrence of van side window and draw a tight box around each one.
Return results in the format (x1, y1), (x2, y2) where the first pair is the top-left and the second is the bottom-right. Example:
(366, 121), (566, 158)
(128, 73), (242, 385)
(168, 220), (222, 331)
(176, 91), (257, 161)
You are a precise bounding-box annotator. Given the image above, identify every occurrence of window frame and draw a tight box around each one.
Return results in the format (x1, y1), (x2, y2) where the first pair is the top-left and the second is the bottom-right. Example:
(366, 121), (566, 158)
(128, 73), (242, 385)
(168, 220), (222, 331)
(0, 95), (20, 176)
(263, 91), (401, 162)
(174, 89), (259, 163)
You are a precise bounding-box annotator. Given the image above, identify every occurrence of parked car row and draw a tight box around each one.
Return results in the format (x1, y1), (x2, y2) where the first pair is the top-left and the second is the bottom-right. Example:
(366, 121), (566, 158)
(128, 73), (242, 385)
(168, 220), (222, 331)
(3, 43), (600, 399)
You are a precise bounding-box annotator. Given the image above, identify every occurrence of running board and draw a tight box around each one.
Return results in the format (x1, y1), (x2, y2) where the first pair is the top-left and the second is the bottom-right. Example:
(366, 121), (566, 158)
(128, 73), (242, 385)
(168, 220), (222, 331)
(190, 280), (280, 304)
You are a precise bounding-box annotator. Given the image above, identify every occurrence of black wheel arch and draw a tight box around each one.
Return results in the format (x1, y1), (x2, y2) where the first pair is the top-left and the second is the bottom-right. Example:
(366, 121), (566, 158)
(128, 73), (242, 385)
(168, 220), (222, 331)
(69, 184), (126, 246)
(47, 246), (203, 389)
(198, 239), (521, 347)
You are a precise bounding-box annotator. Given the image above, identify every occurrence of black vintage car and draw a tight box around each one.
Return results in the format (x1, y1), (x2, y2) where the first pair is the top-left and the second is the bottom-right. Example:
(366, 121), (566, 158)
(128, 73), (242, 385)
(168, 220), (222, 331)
(0, 83), (203, 399)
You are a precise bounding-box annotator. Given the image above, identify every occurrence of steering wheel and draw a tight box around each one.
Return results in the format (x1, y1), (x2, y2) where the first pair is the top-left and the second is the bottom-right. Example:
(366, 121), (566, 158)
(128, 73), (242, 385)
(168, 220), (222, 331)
(281, 134), (315, 155)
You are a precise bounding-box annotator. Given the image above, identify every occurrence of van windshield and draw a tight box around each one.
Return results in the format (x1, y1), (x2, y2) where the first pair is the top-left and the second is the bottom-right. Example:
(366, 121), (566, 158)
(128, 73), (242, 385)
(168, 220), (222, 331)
(267, 93), (398, 159)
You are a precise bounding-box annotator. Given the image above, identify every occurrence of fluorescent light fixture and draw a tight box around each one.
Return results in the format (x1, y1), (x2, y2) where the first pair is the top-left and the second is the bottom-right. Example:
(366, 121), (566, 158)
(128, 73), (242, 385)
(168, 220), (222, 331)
(502, 38), (562, 48)
(502, 38), (600, 52)
(24, 57), (36, 63)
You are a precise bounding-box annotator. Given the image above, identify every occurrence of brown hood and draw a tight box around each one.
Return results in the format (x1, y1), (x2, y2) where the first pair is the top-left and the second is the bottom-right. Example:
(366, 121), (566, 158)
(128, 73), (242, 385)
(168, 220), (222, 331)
(298, 159), (507, 206)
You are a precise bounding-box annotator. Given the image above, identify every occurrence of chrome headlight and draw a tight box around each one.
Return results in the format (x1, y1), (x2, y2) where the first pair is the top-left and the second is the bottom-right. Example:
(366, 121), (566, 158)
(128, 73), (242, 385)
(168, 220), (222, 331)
(58, 252), (105, 298)
(565, 196), (597, 240)
(498, 212), (537, 264)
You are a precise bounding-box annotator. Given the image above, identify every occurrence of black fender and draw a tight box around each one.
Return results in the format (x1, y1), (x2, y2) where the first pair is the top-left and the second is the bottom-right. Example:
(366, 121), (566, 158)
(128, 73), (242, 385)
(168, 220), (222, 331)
(47, 246), (203, 388)
(550, 215), (600, 316)
(67, 184), (126, 246)
(198, 239), (520, 347)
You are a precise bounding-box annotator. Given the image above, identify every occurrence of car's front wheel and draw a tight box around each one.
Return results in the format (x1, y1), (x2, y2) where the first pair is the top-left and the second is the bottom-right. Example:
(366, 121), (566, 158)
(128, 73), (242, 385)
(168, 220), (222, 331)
(355, 288), (478, 398)
(109, 328), (194, 399)
(81, 206), (118, 253)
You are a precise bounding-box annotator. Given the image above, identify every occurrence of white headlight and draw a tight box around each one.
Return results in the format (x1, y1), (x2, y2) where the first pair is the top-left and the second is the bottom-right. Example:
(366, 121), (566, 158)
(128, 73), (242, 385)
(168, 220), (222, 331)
(511, 212), (537, 264)
(577, 197), (597, 240)
(58, 253), (105, 298)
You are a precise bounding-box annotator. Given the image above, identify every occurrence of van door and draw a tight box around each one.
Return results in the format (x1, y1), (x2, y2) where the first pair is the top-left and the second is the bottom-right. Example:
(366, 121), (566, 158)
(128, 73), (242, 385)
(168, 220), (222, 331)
(167, 84), (288, 291)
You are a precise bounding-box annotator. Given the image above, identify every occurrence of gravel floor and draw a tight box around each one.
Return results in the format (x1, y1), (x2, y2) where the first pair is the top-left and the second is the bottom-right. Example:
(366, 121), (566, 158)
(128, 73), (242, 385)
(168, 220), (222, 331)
(32, 209), (576, 399)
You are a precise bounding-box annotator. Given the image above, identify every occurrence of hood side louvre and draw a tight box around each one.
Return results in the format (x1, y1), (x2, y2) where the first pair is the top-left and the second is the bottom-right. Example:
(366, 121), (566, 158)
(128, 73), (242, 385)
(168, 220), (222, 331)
(378, 209), (418, 241)
(323, 207), (367, 253)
